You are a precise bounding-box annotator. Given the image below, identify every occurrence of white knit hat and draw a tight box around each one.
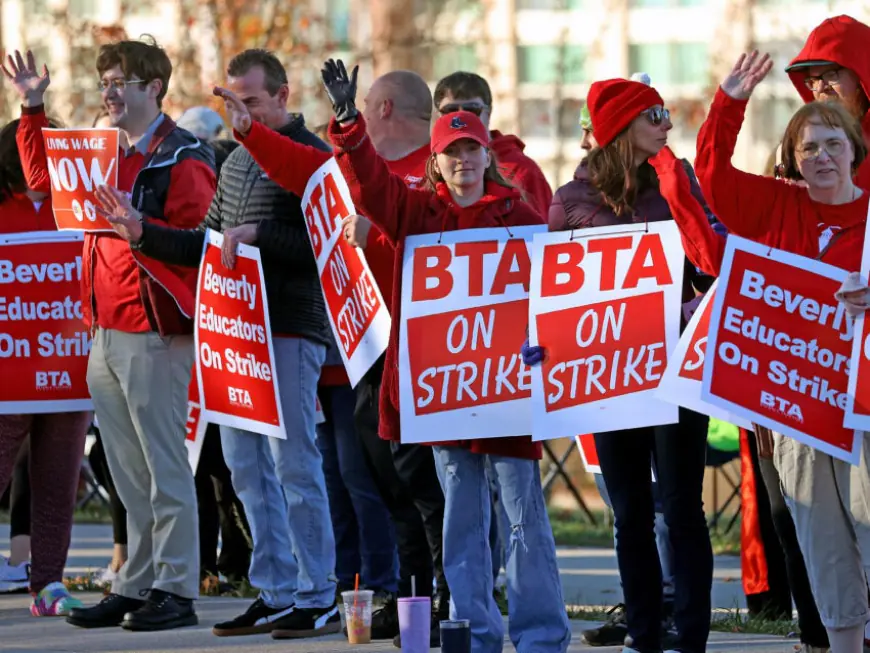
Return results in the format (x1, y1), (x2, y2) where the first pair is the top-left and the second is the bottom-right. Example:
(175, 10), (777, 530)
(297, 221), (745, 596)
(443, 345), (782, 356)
(630, 72), (652, 86)
(176, 106), (225, 141)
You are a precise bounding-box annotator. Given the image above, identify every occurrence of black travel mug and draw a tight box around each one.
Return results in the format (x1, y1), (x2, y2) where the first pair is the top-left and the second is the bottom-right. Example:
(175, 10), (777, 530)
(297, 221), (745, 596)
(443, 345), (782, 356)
(440, 619), (471, 653)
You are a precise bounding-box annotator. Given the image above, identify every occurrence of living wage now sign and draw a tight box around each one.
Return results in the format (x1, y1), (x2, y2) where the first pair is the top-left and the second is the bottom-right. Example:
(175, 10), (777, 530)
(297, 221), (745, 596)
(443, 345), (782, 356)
(702, 236), (860, 464)
(42, 128), (119, 231)
(528, 222), (686, 440)
(398, 225), (546, 443)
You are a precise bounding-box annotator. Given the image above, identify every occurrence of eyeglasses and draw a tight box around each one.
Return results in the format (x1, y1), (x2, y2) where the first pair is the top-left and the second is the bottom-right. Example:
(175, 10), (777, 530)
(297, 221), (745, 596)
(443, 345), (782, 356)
(796, 139), (847, 161)
(438, 102), (489, 117)
(803, 68), (844, 92)
(642, 107), (670, 126)
(98, 78), (147, 92)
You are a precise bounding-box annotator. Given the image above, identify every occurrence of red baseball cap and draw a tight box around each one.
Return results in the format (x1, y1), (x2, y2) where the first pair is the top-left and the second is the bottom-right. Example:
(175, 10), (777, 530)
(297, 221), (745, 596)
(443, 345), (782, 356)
(430, 111), (490, 154)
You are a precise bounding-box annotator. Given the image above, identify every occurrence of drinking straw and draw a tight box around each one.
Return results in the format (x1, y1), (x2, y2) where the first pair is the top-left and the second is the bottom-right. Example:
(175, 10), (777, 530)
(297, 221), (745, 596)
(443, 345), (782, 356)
(411, 575), (416, 597)
(353, 573), (360, 614)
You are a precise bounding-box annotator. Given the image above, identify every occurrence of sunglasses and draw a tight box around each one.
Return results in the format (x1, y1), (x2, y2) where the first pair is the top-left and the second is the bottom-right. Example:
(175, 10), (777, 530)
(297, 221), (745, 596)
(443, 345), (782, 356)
(438, 102), (488, 117)
(642, 107), (670, 126)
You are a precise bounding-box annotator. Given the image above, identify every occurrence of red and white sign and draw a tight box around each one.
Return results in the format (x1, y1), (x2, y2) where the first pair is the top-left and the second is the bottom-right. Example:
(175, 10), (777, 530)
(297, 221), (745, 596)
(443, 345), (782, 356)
(194, 230), (285, 439)
(845, 220), (870, 430)
(575, 434), (601, 474)
(702, 236), (860, 464)
(185, 369), (207, 473)
(398, 226), (545, 443)
(657, 281), (751, 429)
(529, 222), (685, 440)
(0, 231), (91, 414)
(42, 128), (118, 232)
(301, 159), (390, 387)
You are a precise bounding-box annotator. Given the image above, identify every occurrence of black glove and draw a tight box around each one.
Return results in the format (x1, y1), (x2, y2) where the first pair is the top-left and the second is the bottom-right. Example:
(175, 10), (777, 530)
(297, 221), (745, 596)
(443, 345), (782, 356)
(321, 58), (359, 124)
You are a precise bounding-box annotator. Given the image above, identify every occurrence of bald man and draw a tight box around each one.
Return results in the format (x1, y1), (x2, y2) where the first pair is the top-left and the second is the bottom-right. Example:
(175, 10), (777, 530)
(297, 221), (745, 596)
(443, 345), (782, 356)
(342, 70), (450, 648)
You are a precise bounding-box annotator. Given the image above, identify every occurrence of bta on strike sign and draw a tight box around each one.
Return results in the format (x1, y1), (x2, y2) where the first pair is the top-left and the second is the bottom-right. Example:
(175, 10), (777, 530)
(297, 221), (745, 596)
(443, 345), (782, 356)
(398, 226), (545, 443)
(656, 280), (751, 429)
(702, 236), (860, 464)
(42, 128), (118, 231)
(184, 369), (207, 473)
(528, 222), (685, 440)
(194, 230), (285, 439)
(301, 158), (390, 387)
(845, 219), (870, 430)
(0, 231), (91, 414)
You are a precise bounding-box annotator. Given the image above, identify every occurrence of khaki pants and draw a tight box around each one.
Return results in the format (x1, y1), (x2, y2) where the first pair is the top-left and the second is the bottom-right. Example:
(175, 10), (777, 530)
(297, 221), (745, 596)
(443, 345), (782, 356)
(86, 328), (198, 599)
(774, 432), (870, 629)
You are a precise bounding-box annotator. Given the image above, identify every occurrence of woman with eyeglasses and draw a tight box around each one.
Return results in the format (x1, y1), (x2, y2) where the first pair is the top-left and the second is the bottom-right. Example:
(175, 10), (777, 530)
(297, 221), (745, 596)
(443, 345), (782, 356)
(524, 77), (715, 653)
(692, 50), (870, 653)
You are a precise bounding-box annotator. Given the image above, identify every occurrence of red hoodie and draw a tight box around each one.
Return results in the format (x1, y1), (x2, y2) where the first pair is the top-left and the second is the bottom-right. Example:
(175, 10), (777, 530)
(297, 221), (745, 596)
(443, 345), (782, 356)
(238, 117), (544, 459)
(0, 193), (56, 234)
(490, 131), (553, 218)
(788, 15), (870, 190)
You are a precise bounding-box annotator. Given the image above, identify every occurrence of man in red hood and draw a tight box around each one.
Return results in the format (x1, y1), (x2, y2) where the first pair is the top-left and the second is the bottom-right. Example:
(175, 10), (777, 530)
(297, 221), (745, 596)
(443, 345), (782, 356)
(787, 14), (870, 187)
(433, 71), (553, 217)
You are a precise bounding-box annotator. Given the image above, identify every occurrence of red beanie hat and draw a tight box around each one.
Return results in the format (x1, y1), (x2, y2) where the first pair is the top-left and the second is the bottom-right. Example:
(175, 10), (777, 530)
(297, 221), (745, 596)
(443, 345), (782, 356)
(587, 79), (665, 147)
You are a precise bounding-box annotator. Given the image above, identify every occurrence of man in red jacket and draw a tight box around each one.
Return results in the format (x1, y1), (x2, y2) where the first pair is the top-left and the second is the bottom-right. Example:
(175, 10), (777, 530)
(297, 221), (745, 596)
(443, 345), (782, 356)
(3, 41), (215, 631)
(786, 15), (870, 189)
(433, 71), (553, 217)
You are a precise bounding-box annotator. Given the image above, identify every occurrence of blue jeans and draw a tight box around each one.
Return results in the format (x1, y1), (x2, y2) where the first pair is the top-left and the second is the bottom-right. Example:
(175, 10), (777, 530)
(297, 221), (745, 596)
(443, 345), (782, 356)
(316, 383), (397, 592)
(434, 447), (571, 653)
(221, 337), (335, 609)
(595, 473), (675, 600)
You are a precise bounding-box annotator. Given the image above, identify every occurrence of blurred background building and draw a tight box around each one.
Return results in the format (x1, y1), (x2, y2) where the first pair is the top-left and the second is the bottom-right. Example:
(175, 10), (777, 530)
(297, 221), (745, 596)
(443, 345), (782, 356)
(2, 0), (867, 186)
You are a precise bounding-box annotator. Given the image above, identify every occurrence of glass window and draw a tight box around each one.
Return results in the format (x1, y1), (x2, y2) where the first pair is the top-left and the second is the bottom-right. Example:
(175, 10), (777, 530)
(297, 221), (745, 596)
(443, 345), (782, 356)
(327, 0), (351, 47)
(69, 0), (100, 16)
(517, 45), (586, 84)
(518, 98), (553, 138)
(628, 43), (708, 84)
(433, 45), (478, 81)
(558, 98), (584, 138)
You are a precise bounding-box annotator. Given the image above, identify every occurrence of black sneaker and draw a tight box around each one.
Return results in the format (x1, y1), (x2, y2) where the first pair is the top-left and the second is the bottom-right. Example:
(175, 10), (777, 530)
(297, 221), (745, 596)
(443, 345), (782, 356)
(370, 596), (399, 639)
(121, 589), (198, 631)
(271, 604), (341, 639)
(66, 593), (145, 629)
(582, 603), (628, 646)
(213, 598), (296, 636)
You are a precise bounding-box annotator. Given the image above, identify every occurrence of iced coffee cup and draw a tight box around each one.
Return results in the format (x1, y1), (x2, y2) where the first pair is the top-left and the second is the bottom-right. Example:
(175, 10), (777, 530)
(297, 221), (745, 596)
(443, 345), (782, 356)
(341, 589), (374, 645)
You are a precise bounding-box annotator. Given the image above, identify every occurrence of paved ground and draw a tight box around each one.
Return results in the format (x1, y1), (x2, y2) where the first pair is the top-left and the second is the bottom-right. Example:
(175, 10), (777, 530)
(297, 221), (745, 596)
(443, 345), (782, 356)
(2, 524), (801, 652)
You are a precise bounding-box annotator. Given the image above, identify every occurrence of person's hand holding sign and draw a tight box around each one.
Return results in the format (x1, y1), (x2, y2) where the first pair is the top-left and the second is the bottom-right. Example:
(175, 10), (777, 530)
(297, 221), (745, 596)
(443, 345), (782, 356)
(1, 49), (50, 108)
(213, 86), (252, 137)
(95, 185), (143, 243)
(221, 224), (258, 270)
(720, 50), (774, 101)
(341, 214), (372, 249)
(835, 271), (870, 317)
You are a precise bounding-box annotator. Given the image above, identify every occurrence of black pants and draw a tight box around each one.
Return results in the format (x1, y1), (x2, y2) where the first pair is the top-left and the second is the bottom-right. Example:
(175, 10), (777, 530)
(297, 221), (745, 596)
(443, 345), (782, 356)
(88, 428), (127, 546)
(595, 408), (713, 653)
(195, 423), (252, 582)
(757, 453), (830, 648)
(354, 357), (448, 601)
(8, 437), (30, 538)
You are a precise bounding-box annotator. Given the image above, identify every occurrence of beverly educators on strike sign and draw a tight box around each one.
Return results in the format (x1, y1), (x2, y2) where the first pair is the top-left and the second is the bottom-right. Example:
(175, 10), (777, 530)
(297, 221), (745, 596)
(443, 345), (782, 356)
(691, 49), (870, 646)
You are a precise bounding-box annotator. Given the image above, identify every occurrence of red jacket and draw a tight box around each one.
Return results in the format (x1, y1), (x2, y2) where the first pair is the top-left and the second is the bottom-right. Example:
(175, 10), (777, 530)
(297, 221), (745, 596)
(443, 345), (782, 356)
(17, 107), (215, 335)
(695, 89), (868, 272)
(0, 193), (56, 234)
(788, 15), (870, 190)
(490, 131), (552, 218)
(238, 116), (544, 459)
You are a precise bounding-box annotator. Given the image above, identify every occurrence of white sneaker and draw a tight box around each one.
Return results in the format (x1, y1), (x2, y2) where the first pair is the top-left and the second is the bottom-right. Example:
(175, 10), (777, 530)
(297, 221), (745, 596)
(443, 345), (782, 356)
(0, 556), (30, 593)
(97, 565), (118, 584)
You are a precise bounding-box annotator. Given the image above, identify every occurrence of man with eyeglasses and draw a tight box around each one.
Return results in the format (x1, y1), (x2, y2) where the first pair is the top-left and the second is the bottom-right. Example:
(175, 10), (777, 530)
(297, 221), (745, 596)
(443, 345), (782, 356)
(3, 39), (216, 631)
(433, 71), (553, 217)
(787, 14), (870, 189)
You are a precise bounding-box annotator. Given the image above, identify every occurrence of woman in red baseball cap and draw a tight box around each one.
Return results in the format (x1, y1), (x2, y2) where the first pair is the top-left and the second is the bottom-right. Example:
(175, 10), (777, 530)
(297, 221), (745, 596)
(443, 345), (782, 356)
(221, 59), (572, 651)
(526, 76), (715, 653)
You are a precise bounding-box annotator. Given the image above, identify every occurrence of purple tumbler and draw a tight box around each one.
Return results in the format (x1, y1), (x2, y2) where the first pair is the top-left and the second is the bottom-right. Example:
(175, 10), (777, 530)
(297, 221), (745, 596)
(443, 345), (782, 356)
(398, 596), (431, 653)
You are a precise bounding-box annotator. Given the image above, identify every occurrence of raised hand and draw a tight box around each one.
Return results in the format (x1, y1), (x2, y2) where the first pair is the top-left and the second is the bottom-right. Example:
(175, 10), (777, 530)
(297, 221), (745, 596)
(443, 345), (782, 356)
(213, 86), (252, 136)
(321, 59), (359, 123)
(1, 50), (50, 108)
(95, 185), (143, 243)
(720, 51), (773, 101)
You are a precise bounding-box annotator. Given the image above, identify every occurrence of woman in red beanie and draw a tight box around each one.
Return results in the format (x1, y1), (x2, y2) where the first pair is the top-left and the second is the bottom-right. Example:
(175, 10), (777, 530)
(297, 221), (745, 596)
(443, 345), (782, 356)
(695, 50), (870, 653)
(527, 77), (714, 653)
(216, 59), (572, 652)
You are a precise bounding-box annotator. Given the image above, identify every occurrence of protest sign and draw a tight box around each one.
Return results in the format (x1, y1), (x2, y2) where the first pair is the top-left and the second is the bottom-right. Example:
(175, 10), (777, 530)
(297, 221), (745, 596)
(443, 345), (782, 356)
(301, 159), (390, 387)
(315, 396), (326, 425)
(185, 370), (207, 473)
(0, 231), (91, 414)
(194, 229), (285, 439)
(398, 226), (545, 443)
(702, 236), (860, 464)
(575, 434), (601, 474)
(42, 128), (118, 232)
(845, 220), (870, 430)
(657, 281), (752, 429)
(529, 222), (685, 440)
